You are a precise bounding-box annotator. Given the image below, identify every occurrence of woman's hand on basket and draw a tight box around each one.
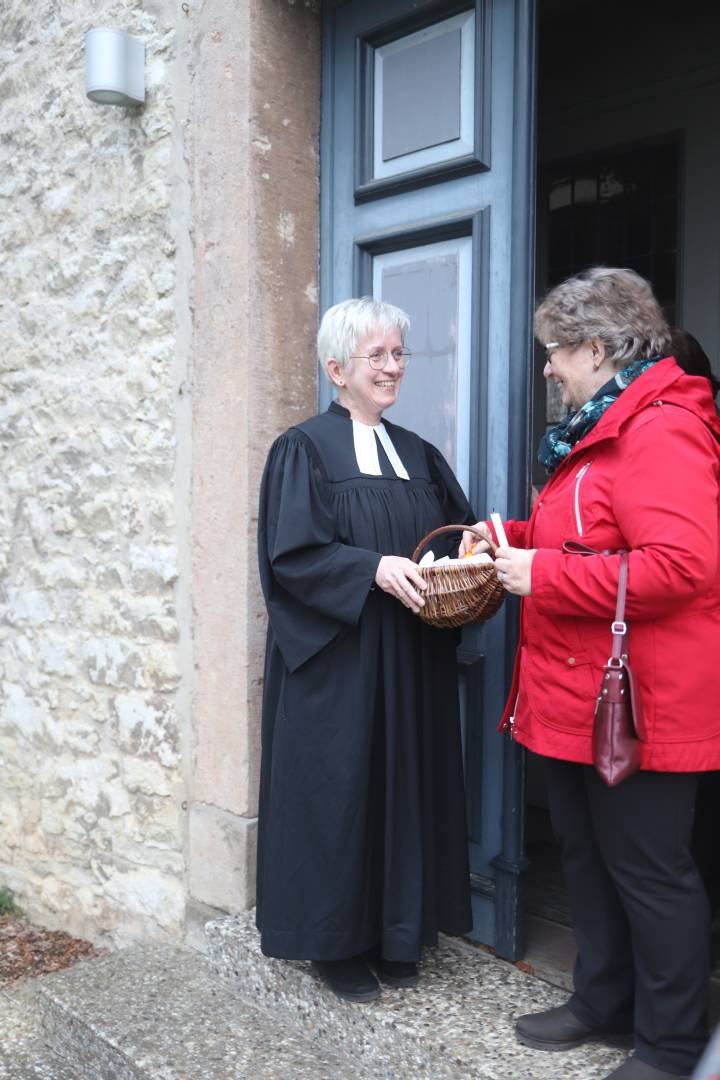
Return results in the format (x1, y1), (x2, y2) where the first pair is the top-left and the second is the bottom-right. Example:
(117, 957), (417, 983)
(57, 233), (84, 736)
(375, 556), (427, 613)
(494, 547), (536, 596)
(459, 521), (494, 557)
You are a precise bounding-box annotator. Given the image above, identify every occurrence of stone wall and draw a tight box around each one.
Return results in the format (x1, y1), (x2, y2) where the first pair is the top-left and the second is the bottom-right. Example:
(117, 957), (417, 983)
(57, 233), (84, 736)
(0, 0), (321, 946)
(0, 0), (191, 944)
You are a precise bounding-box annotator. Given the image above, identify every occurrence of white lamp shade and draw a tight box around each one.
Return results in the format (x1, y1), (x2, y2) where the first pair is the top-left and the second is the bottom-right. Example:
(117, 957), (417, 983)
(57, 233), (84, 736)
(85, 28), (145, 107)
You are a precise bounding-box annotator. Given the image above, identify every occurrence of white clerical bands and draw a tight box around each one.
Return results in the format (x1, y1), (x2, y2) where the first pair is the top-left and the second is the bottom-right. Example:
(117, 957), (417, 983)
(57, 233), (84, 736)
(352, 420), (409, 479)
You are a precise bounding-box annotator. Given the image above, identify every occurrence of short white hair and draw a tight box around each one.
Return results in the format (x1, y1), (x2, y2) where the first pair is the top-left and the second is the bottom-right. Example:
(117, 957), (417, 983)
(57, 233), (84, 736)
(317, 297), (410, 377)
(534, 267), (671, 368)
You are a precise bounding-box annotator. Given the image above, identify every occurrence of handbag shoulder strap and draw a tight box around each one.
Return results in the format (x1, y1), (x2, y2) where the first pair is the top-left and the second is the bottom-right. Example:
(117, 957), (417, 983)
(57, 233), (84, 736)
(610, 551), (629, 664)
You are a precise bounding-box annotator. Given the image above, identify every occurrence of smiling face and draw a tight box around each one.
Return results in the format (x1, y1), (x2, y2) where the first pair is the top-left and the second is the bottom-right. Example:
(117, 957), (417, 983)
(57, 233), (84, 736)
(326, 326), (405, 425)
(543, 339), (610, 412)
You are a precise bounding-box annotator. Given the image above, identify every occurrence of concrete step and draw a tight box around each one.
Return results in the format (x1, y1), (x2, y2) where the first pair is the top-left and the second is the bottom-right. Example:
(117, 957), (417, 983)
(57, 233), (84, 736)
(36, 942), (363, 1079)
(206, 911), (630, 1080)
(0, 983), (79, 1080)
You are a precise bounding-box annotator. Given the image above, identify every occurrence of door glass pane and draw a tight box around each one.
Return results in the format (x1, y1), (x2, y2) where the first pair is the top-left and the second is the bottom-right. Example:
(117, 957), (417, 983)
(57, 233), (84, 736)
(373, 236), (472, 490)
(373, 11), (475, 180)
(382, 30), (461, 161)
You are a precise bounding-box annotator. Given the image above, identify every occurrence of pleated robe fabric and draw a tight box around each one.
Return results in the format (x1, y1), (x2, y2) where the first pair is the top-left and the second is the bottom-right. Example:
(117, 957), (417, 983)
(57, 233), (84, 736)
(256, 402), (474, 962)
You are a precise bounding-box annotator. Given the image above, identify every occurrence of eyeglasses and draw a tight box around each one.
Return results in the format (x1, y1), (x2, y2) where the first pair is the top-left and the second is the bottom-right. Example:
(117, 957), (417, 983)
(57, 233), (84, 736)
(543, 341), (562, 361)
(350, 348), (412, 370)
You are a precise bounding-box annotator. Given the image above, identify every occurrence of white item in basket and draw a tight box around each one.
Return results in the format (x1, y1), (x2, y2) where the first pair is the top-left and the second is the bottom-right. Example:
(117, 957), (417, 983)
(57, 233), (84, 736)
(418, 551), (493, 568)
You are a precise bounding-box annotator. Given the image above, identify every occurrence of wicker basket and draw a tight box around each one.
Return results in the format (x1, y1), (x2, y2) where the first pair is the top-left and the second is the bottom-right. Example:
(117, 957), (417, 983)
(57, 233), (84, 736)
(411, 525), (506, 629)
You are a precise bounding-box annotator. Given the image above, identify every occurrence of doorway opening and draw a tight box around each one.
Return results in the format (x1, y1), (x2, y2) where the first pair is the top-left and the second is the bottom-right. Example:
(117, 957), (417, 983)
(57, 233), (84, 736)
(525, 0), (720, 988)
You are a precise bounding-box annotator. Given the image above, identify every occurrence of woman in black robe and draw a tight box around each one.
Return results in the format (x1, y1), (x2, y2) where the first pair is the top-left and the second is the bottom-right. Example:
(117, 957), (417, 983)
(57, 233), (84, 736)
(256, 297), (475, 1003)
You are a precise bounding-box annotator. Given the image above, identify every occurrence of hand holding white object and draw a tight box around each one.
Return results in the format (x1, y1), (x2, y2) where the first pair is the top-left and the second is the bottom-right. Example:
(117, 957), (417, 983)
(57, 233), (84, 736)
(458, 521), (494, 558)
(493, 546), (536, 596)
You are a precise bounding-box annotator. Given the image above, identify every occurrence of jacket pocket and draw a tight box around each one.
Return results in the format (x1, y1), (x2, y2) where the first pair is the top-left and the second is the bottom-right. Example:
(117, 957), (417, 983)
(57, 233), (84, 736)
(522, 630), (599, 736)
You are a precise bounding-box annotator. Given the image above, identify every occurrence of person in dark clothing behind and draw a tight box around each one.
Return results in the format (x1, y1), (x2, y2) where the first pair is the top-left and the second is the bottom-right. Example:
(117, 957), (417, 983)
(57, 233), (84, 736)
(670, 328), (720, 396)
(670, 328), (720, 942)
(255, 297), (476, 1004)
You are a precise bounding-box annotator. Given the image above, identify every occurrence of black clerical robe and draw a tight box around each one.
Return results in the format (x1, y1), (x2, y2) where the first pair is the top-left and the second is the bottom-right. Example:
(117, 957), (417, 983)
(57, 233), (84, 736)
(256, 402), (475, 961)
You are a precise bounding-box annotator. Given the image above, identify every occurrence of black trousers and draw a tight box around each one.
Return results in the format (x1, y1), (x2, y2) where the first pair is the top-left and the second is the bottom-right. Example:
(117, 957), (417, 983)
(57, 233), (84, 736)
(543, 758), (710, 1075)
(692, 772), (720, 916)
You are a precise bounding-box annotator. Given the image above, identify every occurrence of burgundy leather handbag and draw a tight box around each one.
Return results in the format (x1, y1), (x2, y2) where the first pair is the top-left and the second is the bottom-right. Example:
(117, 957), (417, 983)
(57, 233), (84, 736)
(562, 544), (642, 786)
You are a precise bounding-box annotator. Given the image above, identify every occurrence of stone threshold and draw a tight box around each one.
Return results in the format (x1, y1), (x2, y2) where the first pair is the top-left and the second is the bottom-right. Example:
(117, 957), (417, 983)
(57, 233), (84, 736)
(206, 910), (630, 1079)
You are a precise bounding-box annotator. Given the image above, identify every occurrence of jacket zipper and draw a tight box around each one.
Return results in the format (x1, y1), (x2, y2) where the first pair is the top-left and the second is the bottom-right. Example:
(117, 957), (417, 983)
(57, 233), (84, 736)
(573, 461), (592, 536)
(507, 692), (520, 737)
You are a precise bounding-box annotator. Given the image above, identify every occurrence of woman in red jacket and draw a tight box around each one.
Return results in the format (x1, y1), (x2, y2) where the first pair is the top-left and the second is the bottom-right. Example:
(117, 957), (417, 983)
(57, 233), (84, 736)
(465, 268), (720, 1080)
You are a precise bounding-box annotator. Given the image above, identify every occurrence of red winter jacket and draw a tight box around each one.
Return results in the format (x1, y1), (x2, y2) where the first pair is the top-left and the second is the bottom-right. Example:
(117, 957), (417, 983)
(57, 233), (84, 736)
(498, 358), (720, 771)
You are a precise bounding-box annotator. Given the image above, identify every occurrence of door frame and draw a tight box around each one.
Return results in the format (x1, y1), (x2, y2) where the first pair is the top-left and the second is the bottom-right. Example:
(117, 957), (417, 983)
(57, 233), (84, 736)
(491, 0), (536, 961)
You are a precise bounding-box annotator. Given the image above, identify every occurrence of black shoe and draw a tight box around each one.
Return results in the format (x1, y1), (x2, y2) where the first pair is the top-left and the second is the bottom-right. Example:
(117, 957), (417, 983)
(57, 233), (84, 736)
(311, 957), (380, 1003)
(515, 1003), (625, 1051)
(604, 1056), (690, 1079)
(364, 946), (420, 988)
(373, 957), (420, 988)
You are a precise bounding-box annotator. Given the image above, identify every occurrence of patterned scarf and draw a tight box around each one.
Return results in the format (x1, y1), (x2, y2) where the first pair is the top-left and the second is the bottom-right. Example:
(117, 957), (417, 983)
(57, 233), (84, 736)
(538, 357), (660, 475)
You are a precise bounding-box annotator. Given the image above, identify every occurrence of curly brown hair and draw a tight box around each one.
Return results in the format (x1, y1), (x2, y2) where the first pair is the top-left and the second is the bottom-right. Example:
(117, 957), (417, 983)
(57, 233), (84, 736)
(535, 267), (671, 369)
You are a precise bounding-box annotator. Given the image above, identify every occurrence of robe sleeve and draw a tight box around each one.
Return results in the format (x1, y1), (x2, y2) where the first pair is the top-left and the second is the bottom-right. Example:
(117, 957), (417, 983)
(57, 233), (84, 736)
(426, 444), (476, 521)
(531, 406), (719, 619)
(422, 443), (477, 557)
(258, 431), (382, 672)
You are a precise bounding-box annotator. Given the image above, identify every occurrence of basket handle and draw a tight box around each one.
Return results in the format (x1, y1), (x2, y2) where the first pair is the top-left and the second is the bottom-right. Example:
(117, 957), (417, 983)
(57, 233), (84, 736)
(411, 524), (497, 563)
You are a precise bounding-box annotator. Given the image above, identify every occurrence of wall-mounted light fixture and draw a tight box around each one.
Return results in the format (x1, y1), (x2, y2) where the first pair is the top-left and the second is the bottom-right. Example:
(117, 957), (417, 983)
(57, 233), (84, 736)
(85, 28), (145, 107)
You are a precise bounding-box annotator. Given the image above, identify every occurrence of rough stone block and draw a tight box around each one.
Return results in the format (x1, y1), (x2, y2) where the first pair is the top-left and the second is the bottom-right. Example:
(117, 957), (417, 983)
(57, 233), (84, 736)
(37, 945), (356, 1079)
(188, 804), (257, 914)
